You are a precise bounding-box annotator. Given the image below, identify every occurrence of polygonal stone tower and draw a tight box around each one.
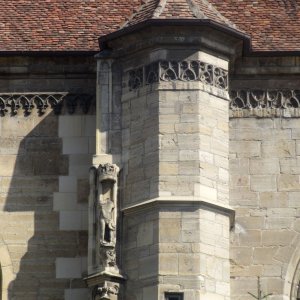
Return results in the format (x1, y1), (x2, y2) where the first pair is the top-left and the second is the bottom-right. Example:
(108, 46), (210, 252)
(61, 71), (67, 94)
(86, 0), (247, 299)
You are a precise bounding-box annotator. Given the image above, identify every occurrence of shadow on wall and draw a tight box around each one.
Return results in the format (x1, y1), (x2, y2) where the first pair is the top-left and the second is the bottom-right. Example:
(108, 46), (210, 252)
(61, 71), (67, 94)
(0, 104), (95, 299)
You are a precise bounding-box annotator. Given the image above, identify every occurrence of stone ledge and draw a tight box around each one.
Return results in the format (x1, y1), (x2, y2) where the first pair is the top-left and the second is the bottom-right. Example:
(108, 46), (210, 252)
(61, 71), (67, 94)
(92, 154), (121, 166)
(230, 107), (300, 118)
(121, 82), (229, 103)
(122, 196), (235, 228)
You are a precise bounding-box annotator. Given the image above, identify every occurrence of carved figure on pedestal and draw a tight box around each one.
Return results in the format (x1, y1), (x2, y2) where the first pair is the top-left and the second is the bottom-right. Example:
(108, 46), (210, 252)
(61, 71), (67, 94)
(87, 163), (122, 300)
(98, 196), (116, 246)
(89, 163), (120, 272)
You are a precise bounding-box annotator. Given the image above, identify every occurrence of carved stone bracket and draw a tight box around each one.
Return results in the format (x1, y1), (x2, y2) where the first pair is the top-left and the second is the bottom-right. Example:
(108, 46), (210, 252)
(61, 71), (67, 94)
(0, 92), (94, 116)
(127, 60), (228, 91)
(93, 281), (120, 300)
(230, 90), (300, 110)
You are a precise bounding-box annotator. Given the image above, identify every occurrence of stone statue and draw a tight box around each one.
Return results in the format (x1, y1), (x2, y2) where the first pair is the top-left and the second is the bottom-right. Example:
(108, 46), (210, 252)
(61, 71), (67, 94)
(98, 196), (116, 246)
(89, 163), (120, 272)
(88, 163), (122, 300)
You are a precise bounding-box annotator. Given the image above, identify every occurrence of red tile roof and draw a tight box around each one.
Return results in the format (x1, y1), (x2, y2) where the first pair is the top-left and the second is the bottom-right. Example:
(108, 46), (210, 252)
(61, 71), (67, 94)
(1, 0), (300, 52)
(0, 0), (141, 52)
(210, 0), (300, 52)
(122, 0), (237, 30)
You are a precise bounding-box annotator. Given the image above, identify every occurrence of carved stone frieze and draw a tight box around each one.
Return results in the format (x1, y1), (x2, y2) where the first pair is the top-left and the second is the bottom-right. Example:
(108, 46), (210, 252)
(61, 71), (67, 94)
(230, 90), (300, 110)
(127, 60), (228, 91)
(0, 92), (94, 116)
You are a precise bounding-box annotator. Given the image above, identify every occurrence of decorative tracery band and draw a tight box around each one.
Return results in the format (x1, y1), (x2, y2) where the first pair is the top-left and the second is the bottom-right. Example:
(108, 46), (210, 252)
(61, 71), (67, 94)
(127, 60), (228, 91)
(0, 93), (94, 116)
(230, 90), (300, 110)
(3, 89), (300, 117)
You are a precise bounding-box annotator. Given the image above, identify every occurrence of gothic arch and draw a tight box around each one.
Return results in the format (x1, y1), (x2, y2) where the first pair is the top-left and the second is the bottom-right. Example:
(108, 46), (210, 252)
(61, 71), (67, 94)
(284, 236), (300, 300)
(0, 238), (15, 300)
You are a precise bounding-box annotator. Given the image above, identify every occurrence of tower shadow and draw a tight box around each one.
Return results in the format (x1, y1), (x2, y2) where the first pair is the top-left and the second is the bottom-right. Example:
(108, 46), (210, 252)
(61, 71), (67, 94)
(1, 104), (93, 299)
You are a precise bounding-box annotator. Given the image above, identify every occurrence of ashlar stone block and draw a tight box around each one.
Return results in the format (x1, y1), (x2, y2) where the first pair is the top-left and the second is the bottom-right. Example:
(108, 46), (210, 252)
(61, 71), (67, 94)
(260, 192), (288, 208)
(62, 137), (89, 154)
(230, 141), (261, 158)
(250, 175), (277, 192)
(230, 247), (253, 265)
(64, 289), (89, 300)
(235, 216), (264, 230)
(137, 221), (154, 247)
(56, 257), (83, 279)
(159, 253), (178, 275)
(250, 159), (279, 175)
(178, 254), (200, 275)
(266, 217), (293, 229)
(139, 255), (158, 279)
(59, 176), (77, 193)
(278, 174), (300, 191)
(58, 116), (82, 137)
(239, 230), (261, 246)
(143, 286), (158, 300)
(159, 219), (181, 243)
(261, 140), (295, 158)
(253, 247), (277, 264)
(262, 230), (296, 246)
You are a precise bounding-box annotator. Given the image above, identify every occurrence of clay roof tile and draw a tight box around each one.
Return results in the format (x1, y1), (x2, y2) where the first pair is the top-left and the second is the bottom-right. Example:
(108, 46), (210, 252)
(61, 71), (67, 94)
(0, 0), (300, 52)
(122, 0), (238, 30)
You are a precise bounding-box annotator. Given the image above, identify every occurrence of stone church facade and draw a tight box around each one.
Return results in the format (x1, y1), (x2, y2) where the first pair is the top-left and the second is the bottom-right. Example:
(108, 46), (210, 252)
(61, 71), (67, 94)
(1, 0), (300, 299)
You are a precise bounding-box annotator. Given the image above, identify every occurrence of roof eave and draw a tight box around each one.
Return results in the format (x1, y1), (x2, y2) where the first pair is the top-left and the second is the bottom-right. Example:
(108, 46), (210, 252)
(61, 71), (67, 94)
(98, 18), (251, 53)
(0, 51), (98, 57)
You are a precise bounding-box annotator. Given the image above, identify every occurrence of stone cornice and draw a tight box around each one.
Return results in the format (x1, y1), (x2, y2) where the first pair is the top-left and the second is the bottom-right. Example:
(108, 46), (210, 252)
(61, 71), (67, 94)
(0, 92), (94, 116)
(126, 60), (228, 91)
(122, 196), (235, 228)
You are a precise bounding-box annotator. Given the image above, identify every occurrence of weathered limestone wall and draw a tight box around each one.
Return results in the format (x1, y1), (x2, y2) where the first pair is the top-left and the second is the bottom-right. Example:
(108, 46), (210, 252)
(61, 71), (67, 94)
(123, 204), (230, 300)
(122, 207), (159, 299)
(0, 56), (96, 300)
(119, 49), (232, 300)
(230, 117), (300, 299)
(157, 87), (229, 206)
(121, 89), (159, 206)
(156, 86), (231, 300)
(157, 206), (230, 300)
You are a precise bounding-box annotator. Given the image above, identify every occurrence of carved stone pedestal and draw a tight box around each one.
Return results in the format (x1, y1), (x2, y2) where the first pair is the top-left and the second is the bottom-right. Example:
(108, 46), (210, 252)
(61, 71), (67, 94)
(86, 272), (124, 300)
